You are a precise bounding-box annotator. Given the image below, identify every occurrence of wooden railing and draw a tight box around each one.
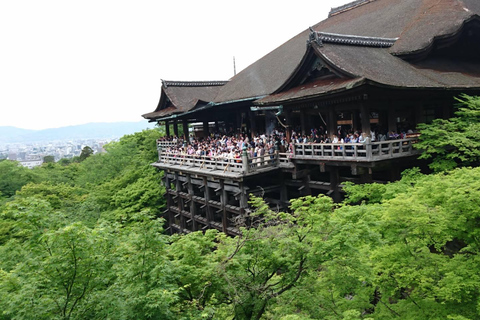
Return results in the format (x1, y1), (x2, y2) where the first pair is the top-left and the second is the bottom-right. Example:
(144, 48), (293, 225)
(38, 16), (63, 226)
(159, 152), (244, 173)
(157, 140), (179, 149)
(247, 153), (278, 171)
(279, 153), (293, 167)
(156, 138), (420, 174)
(294, 138), (419, 161)
(157, 149), (279, 175)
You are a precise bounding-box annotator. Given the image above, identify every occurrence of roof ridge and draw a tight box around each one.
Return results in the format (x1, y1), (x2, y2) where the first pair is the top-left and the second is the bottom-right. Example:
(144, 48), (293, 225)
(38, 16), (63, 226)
(308, 30), (397, 48)
(329, 0), (376, 17)
(162, 80), (228, 88)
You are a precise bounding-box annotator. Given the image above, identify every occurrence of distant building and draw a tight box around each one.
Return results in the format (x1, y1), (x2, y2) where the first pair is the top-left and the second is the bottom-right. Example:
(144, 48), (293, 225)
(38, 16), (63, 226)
(19, 158), (43, 169)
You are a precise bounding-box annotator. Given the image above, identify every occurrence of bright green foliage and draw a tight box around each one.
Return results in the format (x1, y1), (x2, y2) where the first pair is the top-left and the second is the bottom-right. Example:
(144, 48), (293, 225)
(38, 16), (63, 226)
(208, 195), (335, 320)
(0, 160), (38, 198)
(367, 168), (480, 319)
(2, 124), (480, 319)
(0, 222), (117, 319)
(166, 229), (222, 318)
(269, 168), (480, 319)
(15, 182), (85, 210)
(338, 167), (480, 319)
(112, 211), (179, 319)
(72, 129), (164, 220)
(416, 94), (480, 172)
(34, 161), (80, 185)
(0, 196), (114, 319)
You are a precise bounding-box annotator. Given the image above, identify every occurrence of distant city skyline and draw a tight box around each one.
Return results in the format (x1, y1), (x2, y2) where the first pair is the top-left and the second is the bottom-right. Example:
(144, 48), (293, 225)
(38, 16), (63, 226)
(0, 0), (351, 130)
(0, 120), (155, 145)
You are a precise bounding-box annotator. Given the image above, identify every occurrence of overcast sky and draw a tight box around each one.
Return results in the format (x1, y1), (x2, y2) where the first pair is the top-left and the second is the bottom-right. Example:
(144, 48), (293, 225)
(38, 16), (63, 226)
(0, 0), (351, 130)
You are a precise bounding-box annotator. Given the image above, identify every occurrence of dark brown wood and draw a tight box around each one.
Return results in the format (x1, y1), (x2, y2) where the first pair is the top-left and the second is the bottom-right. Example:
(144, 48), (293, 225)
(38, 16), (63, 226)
(165, 120), (170, 137)
(182, 120), (189, 140)
(220, 180), (228, 233)
(173, 120), (179, 138)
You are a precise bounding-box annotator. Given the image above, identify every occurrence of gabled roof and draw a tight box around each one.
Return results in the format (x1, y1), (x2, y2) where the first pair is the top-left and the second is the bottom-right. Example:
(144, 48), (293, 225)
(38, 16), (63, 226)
(213, 0), (480, 104)
(144, 0), (480, 119)
(142, 80), (227, 120)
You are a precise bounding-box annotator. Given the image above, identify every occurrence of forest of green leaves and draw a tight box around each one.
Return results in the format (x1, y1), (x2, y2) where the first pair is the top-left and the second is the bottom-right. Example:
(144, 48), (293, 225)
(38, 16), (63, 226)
(1, 95), (480, 320)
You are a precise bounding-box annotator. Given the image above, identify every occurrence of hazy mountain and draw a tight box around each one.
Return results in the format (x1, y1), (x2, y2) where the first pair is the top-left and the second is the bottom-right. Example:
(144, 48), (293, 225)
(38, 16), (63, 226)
(0, 121), (156, 144)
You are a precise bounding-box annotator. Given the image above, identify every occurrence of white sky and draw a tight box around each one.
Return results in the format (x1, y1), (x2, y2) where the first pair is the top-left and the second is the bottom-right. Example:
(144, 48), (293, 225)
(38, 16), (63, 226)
(0, 0), (351, 130)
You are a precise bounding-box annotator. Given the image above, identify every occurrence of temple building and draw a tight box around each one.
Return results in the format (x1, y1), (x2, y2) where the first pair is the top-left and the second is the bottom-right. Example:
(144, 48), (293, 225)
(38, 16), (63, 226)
(143, 0), (480, 235)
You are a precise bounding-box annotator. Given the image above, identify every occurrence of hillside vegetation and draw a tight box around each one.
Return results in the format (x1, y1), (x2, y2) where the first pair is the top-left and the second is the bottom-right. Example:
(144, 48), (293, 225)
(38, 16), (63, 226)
(1, 96), (480, 319)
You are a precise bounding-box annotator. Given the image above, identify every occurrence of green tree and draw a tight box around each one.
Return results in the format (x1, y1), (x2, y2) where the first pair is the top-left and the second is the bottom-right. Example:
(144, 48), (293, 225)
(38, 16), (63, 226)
(207, 195), (335, 320)
(74, 129), (164, 220)
(0, 160), (38, 198)
(43, 155), (55, 163)
(112, 211), (179, 319)
(34, 161), (80, 186)
(0, 220), (117, 320)
(415, 94), (480, 172)
(78, 146), (94, 162)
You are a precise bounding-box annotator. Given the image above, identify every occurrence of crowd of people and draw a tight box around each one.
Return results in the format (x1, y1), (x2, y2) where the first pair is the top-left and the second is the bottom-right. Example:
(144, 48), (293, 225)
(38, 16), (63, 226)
(159, 132), (284, 161)
(158, 126), (416, 160)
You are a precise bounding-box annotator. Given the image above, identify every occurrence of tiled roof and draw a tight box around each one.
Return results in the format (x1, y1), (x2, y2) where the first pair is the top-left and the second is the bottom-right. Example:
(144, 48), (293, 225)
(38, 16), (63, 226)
(142, 80), (228, 120)
(213, 0), (480, 105)
(256, 77), (366, 105)
(145, 0), (480, 119)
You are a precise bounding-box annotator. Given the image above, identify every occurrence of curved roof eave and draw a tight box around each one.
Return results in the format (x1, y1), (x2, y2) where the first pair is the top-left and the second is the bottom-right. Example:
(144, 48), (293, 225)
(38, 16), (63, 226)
(393, 14), (480, 59)
(254, 78), (367, 106)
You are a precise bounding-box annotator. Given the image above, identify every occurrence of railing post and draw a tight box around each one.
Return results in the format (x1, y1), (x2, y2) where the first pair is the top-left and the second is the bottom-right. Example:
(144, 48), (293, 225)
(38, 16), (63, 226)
(275, 143), (280, 167)
(157, 142), (162, 161)
(242, 146), (249, 174)
(365, 137), (372, 161)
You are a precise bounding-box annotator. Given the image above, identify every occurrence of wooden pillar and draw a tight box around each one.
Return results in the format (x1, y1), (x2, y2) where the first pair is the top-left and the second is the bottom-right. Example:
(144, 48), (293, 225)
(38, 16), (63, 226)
(182, 120), (189, 140)
(280, 172), (288, 207)
(175, 172), (185, 231)
(390, 164), (401, 182)
(300, 109), (306, 136)
(329, 167), (341, 203)
(239, 182), (248, 209)
(301, 175), (312, 196)
(165, 120), (170, 137)
(249, 110), (257, 138)
(307, 111), (314, 134)
(285, 109), (292, 143)
(352, 110), (360, 132)
(173, 120), (179, 138)
(360, 104), (371, 135)
(203, 177), (213, 226)
(186, 174), (197, 232)
(220, 180), (228, 233)
(360, 167), (373, 184)
(388, 107), (397, 133)
(328, 106), (336, 138)
(236, 111), (242, 134)
(203, 121), (209, 137)
(164, 173), (173, 235)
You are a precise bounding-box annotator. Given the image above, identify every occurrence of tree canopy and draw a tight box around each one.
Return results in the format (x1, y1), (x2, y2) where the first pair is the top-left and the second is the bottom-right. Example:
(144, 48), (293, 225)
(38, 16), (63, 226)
(415, 94), (480, 172)
(1, 120), (480, 319)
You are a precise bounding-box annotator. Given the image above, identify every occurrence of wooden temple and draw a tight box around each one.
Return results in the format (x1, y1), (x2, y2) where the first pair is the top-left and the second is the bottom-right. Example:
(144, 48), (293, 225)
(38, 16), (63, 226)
(142, 0), (480, 235)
